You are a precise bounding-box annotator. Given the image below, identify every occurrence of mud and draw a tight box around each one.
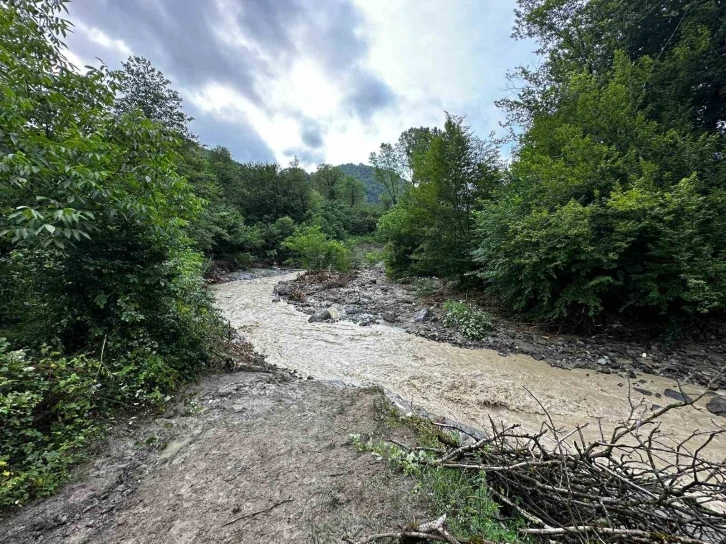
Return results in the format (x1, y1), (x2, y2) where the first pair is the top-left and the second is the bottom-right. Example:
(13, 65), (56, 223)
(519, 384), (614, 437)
(279, 266), (726, 389)
(215, 272), (725, 451)
(0, 373), (425, 543)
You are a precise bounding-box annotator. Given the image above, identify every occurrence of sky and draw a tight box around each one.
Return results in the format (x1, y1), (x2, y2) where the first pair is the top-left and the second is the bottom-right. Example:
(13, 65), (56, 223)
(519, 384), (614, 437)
(63, 0), (537, 169)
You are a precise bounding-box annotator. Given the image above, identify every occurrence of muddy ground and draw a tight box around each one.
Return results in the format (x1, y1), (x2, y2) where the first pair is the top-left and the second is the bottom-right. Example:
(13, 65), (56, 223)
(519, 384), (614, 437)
(277, 266), (726, 392)
(0, 370), (427, 544)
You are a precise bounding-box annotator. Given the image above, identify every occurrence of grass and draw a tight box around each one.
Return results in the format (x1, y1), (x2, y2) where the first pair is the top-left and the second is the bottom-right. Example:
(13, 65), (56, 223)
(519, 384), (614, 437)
(352, 398), (527, 543)
(443, 299), (494, 340)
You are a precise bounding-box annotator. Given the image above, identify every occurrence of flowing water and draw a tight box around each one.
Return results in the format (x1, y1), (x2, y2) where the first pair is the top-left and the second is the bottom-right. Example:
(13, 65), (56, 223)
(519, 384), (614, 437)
(214, 273), (724, 451)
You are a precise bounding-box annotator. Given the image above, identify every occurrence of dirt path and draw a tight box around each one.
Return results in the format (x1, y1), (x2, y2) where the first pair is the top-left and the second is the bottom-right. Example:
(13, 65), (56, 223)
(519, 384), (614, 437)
(0, 372), (424, 543)
(214, 273), (725, 452)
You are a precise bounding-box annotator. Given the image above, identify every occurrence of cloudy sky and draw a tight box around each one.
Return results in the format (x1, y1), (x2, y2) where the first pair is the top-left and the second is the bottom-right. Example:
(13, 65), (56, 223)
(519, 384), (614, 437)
(64, 0), (536, 168)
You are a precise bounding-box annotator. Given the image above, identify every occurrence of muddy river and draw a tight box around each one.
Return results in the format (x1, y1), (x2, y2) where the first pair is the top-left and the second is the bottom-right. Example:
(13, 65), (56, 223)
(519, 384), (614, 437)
(214, 273), (724, 451)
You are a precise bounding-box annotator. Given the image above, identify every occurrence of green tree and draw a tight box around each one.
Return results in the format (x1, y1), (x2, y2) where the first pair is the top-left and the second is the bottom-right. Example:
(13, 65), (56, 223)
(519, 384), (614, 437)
(312, 164), (345, 201)
(502, 0), (726, 139)
(0, 0), (223, 505)
(378, 115), (501, 277)
(369, 143), (406, 207)
(113, 55), (196, 140)
(337, 175), (366, 207)
(396, 127), (439, 182)
(476, 53), (726, 321)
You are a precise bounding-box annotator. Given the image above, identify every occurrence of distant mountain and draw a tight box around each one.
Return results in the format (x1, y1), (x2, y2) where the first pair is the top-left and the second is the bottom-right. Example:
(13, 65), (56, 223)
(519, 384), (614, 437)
(336, 163), (383, 203)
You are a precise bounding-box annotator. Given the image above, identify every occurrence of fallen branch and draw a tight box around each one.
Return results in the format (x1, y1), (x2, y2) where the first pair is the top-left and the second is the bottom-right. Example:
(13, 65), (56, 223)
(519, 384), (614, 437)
(221, 498), (293, 528)
(351, 368), (726, 543)
(344, 515), (503, 544)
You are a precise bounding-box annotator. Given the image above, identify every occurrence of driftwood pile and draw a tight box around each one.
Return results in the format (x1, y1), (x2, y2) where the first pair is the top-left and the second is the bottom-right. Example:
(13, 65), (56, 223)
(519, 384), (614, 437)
(349, 379), (726, 544)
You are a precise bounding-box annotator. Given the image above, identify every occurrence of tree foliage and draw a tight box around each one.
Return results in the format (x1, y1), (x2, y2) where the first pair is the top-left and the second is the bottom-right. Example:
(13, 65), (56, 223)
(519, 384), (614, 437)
(0, 0), (222, 506)
(377, 114), (501, 278)
(113, 55), (196, 141)
(474, 0), (726, 322)
(376, 1), (725, 325)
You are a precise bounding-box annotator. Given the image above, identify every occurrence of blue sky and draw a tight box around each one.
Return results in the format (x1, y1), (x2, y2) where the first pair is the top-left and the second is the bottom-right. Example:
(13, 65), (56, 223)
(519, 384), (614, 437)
(64, 0), (536, 168)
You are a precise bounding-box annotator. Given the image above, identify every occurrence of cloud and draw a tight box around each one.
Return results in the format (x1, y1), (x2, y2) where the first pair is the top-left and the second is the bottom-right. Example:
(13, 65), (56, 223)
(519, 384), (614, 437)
(344, 71), (396, 120)
(63, 0), (536, 167)
(186, 104), (275, 163)
(283, 147), (326, 167)
(300, 118), (325, 149)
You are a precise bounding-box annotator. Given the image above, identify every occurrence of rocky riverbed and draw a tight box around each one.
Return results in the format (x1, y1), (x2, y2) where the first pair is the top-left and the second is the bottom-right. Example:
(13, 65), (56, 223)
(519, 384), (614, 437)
(276, 266), (726, 400)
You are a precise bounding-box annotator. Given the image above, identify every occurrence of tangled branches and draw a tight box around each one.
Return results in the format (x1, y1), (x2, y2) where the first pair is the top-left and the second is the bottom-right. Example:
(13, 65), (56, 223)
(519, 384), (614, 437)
(352, 375), (726, 544)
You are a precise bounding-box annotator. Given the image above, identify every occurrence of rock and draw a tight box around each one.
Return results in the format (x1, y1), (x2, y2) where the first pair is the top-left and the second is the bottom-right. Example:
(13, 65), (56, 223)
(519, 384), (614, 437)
(328, 308), (342, 320)
(706, 395), (726, 416)
(615, 357), (632, 366)
(532, 353), (545, 361)
(274, 282), (292, 296)
(308, 309), (332, 323)
(663, 388), (692, 403)
(596, 357), (609, 366)
(414, 307), (433, 323)
(382, 311), (397, 323)
(634, 387), (652, 396)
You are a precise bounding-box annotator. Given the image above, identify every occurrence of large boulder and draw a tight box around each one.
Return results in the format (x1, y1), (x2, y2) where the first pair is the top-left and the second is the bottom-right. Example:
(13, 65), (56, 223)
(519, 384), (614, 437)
(414, 307), (433, 323)
(707, 395), (726, 417)
(308, 309), (332, 323)
(275, 282), (293, 296)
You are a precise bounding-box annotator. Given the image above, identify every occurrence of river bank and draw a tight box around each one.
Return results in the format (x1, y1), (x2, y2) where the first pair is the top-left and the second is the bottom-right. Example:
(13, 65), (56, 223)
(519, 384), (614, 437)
(0, 370), (427, 544)
(215, 271), (724, 449)
(2, 270), (723, 543)
(277, 265), (726, 395)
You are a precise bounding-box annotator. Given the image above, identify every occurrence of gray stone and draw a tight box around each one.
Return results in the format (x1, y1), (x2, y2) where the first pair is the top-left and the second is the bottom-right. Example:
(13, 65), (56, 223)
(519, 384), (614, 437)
(663, 388), (692, 404)
(308, 309), (332, 323)
(706, 395), (726, 416)
(382, 311), (397, 323)
(414, 307), (433, 323)
(596, 357), (609, 366)
(633, 387), (652, 397)
(274, 282), (292, 295)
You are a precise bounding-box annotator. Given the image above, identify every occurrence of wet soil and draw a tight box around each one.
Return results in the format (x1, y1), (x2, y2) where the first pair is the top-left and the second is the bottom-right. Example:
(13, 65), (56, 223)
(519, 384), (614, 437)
(278, 266), (726, 390)
(215, 271), (724, 454)
(0, 371), (425, 544)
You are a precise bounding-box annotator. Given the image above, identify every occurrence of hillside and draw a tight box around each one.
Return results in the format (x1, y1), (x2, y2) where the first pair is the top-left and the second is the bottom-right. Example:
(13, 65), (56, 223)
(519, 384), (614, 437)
(336, 163), (383, 203)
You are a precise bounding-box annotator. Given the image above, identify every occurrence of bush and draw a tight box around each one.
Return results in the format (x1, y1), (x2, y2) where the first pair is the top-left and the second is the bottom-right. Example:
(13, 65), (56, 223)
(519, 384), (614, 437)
(0, 1), (226, 508)
(442, 300), (493, 340)
(256, 216), (296, 263)
(473, 59), (726, 323)
(365, 250), (384, 266)
(283, 226), (352, 272)
(0, 341), (99, 507)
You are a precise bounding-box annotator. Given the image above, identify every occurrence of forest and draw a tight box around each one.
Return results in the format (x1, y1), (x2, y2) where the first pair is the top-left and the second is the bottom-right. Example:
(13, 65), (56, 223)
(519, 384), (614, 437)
(1, 0), (725, 511)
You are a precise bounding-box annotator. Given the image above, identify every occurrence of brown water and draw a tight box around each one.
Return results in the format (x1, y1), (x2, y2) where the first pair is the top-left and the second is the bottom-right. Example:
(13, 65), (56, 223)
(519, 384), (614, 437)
(214, 273), (724, 451)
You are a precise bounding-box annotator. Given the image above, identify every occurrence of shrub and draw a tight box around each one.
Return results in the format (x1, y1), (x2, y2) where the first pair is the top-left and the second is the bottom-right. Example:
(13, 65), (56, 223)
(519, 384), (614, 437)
(473, 61), (726, 323)
(365, 250), (384, 266)
(283, 226), (352, 272)
(0, 1), (226, 508)
(442, 300), (493, 340)
(0, 341), (99, 507)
